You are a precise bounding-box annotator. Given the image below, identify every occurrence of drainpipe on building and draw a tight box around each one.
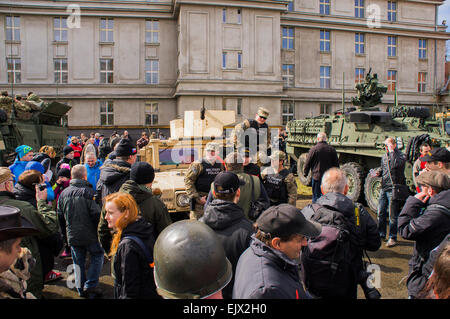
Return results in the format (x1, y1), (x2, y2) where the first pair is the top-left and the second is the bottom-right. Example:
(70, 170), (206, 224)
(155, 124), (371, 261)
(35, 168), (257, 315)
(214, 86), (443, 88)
(434, 4), (439, 111)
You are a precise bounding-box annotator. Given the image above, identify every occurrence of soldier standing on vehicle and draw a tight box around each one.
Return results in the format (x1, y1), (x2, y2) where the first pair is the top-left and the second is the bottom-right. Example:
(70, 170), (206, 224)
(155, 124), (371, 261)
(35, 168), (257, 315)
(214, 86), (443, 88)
(231, 107), (271, 166)
(303, 132), (339, 203)
(0, 91), (14, 119)
(185, 142), (225, 220)
(261, 150), (297, 207)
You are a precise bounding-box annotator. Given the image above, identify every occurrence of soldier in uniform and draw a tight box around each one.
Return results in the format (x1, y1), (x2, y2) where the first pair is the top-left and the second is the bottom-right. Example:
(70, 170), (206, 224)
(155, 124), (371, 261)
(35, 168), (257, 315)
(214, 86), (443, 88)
(184, 142), (225, 220)
(14, 94), (32, 120)
(24, 92), (43, 111)
(231, 107), (272, 166)
(261, 150), (297, 207)
(0, 91), (14, 120)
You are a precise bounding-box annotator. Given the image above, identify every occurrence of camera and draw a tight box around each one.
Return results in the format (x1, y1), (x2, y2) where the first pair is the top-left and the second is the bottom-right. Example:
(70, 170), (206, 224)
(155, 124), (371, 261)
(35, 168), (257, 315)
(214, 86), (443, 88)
(34, 183), (47, 191)
(357, 261), (381, 300)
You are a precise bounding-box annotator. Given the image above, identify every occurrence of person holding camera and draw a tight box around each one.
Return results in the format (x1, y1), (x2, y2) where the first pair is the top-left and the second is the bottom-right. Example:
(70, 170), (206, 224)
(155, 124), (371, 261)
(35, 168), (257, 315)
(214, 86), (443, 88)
(300, 168), (381, 299)
(373, 137), (407, 248)
(398, 170), (450, 299)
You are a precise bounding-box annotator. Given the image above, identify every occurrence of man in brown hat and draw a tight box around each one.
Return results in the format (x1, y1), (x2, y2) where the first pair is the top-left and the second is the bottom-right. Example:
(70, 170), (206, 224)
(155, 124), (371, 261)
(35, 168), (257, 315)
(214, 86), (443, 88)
(231, 106), (272, 165)
(398, 170), (450, 299)
(0, 167), (58, 298)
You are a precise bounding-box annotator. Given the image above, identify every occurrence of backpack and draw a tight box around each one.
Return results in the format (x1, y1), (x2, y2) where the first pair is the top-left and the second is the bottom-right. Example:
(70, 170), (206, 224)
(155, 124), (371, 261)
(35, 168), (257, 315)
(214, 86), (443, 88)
(301, 204), (360, 298)
(123, 235), (154, 268)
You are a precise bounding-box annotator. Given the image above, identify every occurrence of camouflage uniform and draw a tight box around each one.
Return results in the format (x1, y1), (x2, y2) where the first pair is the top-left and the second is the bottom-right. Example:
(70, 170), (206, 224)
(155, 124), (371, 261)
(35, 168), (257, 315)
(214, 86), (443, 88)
(261, 151), (297, 206)
(184, 143), (225, 220)
(230, 107), (271, 165)
(0, 91), (14, 119)
(14, 95), (32, 120)
(25, 93), (43, 111)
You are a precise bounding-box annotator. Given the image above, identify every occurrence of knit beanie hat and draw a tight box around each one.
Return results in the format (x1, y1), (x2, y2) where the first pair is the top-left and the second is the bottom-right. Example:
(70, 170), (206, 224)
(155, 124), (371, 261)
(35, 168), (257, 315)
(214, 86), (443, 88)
(57, 168), (71, 179)
(115, 138), (136, 157)
(24, 161), (45, 174)
(130, 162), (155, 185)
(15, 145), (33, 160)
(63, 145), (74, 156)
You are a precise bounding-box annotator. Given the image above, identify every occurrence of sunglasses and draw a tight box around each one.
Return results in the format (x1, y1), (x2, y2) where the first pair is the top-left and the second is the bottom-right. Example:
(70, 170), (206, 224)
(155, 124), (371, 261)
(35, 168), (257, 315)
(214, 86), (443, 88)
(259, 116), (267, 120)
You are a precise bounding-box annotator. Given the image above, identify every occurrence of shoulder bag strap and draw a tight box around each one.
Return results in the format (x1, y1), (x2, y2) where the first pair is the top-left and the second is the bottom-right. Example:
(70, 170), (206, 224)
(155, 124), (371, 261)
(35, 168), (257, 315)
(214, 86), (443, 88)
(123, 235), (154, 268)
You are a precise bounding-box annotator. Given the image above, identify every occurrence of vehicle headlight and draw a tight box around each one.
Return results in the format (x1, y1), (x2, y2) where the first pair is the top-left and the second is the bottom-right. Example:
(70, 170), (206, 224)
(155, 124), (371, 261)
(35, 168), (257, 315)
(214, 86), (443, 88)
(176, 193), (190, 207)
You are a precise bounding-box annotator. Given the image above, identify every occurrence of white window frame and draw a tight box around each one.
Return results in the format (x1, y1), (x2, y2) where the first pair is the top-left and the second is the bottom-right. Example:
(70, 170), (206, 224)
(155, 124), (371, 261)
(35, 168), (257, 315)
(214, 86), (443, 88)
(418, 72), (427, 93)
(7, 58), (21, 83)
(320, 0), (330, 15)
(320, 66), (331, 89)
(355, 33), (365, 55)
(320, 103), (332, 115)
(387, 70), (397, 92)
(100, 101), (114, 126)
(54, 58), (68, 84)
(419, 39), (427, 60)
(145, 19), (159, 44)
(100, 18), (114, 42)
(54, 17), (68, 42)
(6, 16), (20, 41)
(145, 59), (159, 84)
(100, 58), (114, 84)
(388, 36), (397, 57)
(282, 64), (295, 88)
(388, 1), (397, 22)
(282, 101), (295, 125)
(355, 68), (365, 85)
(355, 0), (364, 18)
(282, 27), (294, 50)
(320, 30), (330, 52)
(145, 102), (159, 125)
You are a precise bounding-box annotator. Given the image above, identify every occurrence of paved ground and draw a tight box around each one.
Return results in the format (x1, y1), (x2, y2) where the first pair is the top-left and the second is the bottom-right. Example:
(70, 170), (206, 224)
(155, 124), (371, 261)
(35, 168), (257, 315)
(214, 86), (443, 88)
(42, 181), (413, 299)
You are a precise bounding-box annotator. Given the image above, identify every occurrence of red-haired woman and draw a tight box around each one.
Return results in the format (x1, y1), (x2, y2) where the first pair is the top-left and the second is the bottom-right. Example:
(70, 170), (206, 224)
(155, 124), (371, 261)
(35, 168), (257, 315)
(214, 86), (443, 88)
(104, 192), (159, 299)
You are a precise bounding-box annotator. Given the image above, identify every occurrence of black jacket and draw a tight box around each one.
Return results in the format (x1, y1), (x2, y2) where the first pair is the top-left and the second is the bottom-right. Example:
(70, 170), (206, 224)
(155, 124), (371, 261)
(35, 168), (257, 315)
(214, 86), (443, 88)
(56, 157), (76, 173)
(113, 217), (159, 299)
(303, 141), (339, 181)
(398, 190), (450, 298)
(232, 235), (310, 299)
(378, 148), (407, 191)
(57, 179), (101, 247)
(13, 182), (37, 208)
(201, 199), (254, 299)
(300, 192), (381, 298)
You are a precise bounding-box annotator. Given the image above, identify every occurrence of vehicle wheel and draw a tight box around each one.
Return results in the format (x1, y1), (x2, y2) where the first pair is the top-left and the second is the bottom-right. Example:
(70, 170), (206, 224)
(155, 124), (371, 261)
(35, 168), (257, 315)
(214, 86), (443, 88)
(364, 168), (382, 213)
(341, 162), (365, 202)
(297, 153), (312, 186)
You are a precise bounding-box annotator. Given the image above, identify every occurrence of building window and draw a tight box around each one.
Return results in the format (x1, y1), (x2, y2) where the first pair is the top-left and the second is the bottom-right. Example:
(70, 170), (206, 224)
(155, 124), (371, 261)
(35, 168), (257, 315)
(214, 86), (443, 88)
(237, 9), (242, 24)
(355, 68), (365, 84)
(145, 59), (159, 84)
(388, 1), (397, 22)
(7, 58), (21, 83)
(355, 33), (365, 54)
(237, 98), (242, 115)
(237, 52), (242, 69)
(145, 102), (158, 125)
(222, 8), (227, 23)
(320, 0), (330, 15)
(100, 59), (114, 83)
(222, 52), (227, 68)
(387, 70), (397, 91)
(54, 58), (68, 84)
(355, 0), (364, 18)
(100, 18), (114, 42)
(320, 103), (332, 114)
(419, 39), (427, 60)
(320, 66), (331, 88)
(282, 64), (295, 88)
(418, 72), (427, 93)
(320, 30), (330, 52)
(6, 16), (20, 41)
(287, 0), (294, 11)
(100, 101), (114, 126)
(282, 27), (294, 50)
(282, 101), (295, 125)
(145, 20), (159, 44)
(388, 36), (397, 57)
(54, 17), (68, 42)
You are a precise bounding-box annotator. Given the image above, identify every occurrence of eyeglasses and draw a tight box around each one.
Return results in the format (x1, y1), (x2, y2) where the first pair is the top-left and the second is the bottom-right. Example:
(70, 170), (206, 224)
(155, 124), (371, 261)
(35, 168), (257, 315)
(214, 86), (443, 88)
(259, 116), (267, 120)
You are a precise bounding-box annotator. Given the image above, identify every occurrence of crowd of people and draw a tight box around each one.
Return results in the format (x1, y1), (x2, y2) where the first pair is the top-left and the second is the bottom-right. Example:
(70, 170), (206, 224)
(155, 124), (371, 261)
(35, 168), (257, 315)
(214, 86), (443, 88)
(0, 107), (449, 300)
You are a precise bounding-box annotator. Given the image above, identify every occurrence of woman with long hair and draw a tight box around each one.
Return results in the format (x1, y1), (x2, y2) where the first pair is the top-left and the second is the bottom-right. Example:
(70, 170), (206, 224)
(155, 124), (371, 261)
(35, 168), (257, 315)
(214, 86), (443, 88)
(421, 243), (450, 299)
(104, 192), (159, 299)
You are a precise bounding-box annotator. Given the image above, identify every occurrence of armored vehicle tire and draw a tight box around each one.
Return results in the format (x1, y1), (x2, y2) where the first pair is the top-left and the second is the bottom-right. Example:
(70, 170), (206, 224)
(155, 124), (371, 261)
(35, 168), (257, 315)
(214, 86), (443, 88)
(297, 153), (312, 186)
(341, 162), (365, 203)
(364, 168), (382, 213)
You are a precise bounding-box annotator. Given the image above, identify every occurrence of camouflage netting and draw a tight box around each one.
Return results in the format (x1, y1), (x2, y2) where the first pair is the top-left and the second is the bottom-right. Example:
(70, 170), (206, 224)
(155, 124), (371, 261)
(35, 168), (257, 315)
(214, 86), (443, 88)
(390, 106), (431, 119)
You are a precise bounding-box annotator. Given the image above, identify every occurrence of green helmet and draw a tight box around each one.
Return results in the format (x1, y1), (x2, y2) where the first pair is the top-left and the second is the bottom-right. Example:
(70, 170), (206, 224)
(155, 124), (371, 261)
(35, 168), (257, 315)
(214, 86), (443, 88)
(153, 220), (232, 299)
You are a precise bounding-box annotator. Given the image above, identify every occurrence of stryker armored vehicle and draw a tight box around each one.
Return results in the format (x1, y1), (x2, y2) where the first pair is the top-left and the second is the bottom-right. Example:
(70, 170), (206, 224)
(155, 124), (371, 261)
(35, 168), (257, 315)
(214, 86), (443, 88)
(286, 69), (450, 212)
(0, 92), (71, 166)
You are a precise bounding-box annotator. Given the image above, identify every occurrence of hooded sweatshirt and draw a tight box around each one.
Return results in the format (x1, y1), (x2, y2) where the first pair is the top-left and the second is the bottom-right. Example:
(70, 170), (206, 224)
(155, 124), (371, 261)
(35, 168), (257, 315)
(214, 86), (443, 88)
(201, 199), (254, 299)
(113, 217), (159, 299)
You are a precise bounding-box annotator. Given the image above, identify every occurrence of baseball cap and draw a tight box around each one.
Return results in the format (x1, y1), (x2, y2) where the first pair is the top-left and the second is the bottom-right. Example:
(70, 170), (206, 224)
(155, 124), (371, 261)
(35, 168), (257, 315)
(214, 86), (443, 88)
(257, 107), (269, 119)
(214, 171), (245, 194)
(420, 147), (450, 163)
(256, 204), (322, 238)
(416, 170), (450, 190)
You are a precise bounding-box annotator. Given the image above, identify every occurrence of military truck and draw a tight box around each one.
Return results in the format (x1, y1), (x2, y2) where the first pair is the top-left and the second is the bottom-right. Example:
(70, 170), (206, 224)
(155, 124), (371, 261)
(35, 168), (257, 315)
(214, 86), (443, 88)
(0, 93), (71, 166)
(139, 108), (236, 215)
(286, 69), (450, 212)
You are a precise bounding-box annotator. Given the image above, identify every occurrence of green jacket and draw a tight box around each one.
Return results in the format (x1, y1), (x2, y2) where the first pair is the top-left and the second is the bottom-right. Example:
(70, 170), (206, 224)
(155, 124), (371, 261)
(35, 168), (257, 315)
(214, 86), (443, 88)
(119, 180), (172, 239)
(0, 192), (58, 299)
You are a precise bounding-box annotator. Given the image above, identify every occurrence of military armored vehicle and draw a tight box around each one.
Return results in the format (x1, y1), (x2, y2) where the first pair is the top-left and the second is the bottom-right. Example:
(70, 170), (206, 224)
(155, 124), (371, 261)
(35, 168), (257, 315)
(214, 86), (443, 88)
(0, 92), (71, 166)
(139, 107), (236, 216)
(286, 69), (450, 212)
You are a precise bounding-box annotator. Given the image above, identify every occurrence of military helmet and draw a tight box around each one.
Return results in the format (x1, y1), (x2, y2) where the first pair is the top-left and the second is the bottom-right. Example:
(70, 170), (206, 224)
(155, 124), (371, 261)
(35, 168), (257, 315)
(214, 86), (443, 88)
(153, 220), (232, 299)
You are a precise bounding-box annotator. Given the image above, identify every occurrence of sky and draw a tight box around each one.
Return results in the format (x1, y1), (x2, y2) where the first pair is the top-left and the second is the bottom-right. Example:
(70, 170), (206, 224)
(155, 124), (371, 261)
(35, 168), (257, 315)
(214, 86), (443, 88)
(439, 1), (450, 60)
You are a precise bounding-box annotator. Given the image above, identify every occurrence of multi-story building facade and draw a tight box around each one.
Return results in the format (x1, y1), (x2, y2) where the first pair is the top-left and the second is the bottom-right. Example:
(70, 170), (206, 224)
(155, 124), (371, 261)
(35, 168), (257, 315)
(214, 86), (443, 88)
(0, 0), (449, 137)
